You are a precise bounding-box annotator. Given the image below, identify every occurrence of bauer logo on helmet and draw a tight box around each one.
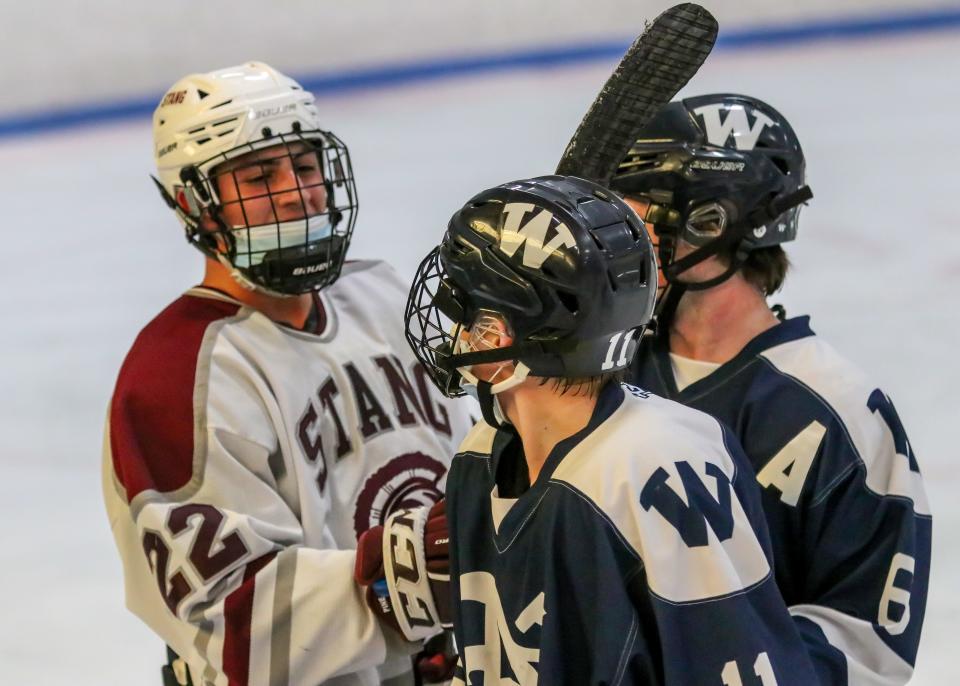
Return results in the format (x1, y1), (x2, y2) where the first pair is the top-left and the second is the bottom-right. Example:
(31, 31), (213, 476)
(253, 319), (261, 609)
(253, 103), (298, 120)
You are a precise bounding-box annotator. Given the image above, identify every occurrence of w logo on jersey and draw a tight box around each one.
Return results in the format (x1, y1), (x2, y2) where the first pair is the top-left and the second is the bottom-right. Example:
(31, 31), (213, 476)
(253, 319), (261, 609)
(498, 202), (576, 269)
(640, 461), (734, 547)
(694, 104), (774, 151)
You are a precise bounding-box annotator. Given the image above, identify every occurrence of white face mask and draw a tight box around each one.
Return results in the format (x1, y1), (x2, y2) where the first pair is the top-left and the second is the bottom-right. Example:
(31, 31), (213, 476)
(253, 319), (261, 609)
(230, 215), (333, 267)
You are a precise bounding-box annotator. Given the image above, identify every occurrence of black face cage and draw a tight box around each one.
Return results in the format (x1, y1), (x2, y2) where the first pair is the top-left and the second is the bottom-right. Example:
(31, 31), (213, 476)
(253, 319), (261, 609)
(180, 129), (358, 294)
(404, 246), (468, 398)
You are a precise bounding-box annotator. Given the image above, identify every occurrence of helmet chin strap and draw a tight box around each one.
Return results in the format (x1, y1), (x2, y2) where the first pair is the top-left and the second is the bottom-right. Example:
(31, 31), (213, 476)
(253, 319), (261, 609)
(475, 381), (506, 428)
(214, 252), (300, 299)
(648, 280), (685, 339)
(458, 362), (530, 429)
(660, 228), (747, 291)
(655, 184), (813, 292)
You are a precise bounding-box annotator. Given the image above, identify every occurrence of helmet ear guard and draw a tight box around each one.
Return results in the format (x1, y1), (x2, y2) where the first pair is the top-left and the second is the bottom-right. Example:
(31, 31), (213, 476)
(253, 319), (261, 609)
(645, 186), (812, 291)
(150, 168), (230, 261)
(176, 188), (201, 216)
(177, 164), (215, 215)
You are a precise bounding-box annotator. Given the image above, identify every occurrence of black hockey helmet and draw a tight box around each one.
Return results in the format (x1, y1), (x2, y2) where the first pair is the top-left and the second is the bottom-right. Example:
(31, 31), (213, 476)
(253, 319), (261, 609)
(610, 93), (811, 289)
(405, 175), (657, 398)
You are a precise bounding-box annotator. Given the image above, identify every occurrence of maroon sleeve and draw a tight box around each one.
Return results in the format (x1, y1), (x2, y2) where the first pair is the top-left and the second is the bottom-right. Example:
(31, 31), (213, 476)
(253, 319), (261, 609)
(110, 294), (240, 502)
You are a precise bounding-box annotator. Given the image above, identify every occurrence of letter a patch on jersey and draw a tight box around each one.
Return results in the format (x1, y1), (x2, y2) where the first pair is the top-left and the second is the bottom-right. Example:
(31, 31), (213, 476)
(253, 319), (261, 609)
(756, 421), (826, 507)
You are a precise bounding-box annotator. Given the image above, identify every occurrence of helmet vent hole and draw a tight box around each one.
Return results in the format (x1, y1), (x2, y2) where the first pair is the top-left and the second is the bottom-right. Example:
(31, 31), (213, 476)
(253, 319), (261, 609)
(771, 156), (790, 175)
(616, 153), (660, 175)
(195, 137), (211, 146)
(557, 291), (579, 315)
(188, 126), (206, 134)
(210, 99), (233, 110)
(197, 89), (209, 100)
(450, 238), (473, 256)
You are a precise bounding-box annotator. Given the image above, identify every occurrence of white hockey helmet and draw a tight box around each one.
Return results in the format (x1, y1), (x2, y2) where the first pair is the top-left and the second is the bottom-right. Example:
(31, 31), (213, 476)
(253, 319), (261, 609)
(152, 61), (358, 295)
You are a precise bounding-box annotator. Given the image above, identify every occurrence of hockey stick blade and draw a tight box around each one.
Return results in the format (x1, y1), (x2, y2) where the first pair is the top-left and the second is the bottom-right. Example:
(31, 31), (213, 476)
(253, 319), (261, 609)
(556, 3), (718, 185)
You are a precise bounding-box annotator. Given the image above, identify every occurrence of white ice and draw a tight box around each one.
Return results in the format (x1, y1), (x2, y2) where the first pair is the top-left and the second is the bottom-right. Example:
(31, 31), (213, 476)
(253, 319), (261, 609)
(0, 31), (956, 684)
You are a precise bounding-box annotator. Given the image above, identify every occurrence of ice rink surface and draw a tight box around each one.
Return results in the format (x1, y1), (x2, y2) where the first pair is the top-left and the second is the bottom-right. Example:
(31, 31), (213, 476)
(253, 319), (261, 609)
(0, 29), (956, 684)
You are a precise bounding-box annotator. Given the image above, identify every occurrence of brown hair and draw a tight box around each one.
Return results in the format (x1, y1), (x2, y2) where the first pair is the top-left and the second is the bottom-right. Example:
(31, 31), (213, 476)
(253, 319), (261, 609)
(737, 245), (791, 296)
(538, 370), (626, 398)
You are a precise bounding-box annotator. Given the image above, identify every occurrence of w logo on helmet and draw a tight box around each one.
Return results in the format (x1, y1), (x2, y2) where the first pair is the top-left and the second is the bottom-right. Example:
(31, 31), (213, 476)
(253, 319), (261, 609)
(498, 203), (576, 270)
(694, 103), (775, 151)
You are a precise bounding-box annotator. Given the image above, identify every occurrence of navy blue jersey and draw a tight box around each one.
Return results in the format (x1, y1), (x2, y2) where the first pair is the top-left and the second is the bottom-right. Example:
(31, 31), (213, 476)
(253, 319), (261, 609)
(630, 316), (932, 684)
(447, 383), (818, 685)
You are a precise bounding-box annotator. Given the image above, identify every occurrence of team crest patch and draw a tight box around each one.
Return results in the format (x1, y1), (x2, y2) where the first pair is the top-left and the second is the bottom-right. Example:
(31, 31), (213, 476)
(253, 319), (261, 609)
(353, 452), (446, 538)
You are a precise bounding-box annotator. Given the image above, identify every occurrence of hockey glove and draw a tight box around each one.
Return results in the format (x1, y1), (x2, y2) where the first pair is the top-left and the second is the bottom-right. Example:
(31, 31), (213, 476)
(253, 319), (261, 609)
(416, 630), (459, 683)
(355, 499), (452, 642)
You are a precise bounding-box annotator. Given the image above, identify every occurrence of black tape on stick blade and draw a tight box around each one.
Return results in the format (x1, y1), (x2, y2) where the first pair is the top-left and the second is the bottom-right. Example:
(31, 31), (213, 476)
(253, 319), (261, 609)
(556, 3), (718, 186)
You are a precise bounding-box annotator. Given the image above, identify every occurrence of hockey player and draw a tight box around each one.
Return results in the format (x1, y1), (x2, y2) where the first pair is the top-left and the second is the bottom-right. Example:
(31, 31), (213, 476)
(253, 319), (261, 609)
(611, 93), (932, 684)
(397, 174), (819, 684)
(102, 62), (472, 685)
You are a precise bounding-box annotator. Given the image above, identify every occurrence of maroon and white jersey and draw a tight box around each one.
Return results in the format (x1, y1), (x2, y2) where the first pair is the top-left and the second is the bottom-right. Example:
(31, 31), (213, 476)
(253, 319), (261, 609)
(103, 260), (473, 686)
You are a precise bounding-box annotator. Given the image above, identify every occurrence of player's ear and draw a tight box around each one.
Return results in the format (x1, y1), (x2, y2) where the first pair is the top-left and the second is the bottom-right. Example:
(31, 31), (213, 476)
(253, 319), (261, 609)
(190, 201), (231, 253)
(468, 314), (513, 352)
(623, 195), (651, 220)
(198, 211), (219, 232)
(489, 319), (513, 350)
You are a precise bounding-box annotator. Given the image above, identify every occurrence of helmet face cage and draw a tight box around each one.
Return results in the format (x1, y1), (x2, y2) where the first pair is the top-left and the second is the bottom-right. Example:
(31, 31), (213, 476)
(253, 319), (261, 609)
(180, 128), (358, 295)
(404, 245), (468, 398)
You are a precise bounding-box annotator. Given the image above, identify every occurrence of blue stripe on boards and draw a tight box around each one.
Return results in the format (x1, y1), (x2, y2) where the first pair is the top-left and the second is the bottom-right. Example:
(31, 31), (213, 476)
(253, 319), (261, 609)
(2, 6), (959, 139)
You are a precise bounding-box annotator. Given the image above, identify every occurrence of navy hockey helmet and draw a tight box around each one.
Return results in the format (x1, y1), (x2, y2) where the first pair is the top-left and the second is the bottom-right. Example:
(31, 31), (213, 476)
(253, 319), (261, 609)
(405, 175), (658, 399)
(610, 93), (811, 289)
